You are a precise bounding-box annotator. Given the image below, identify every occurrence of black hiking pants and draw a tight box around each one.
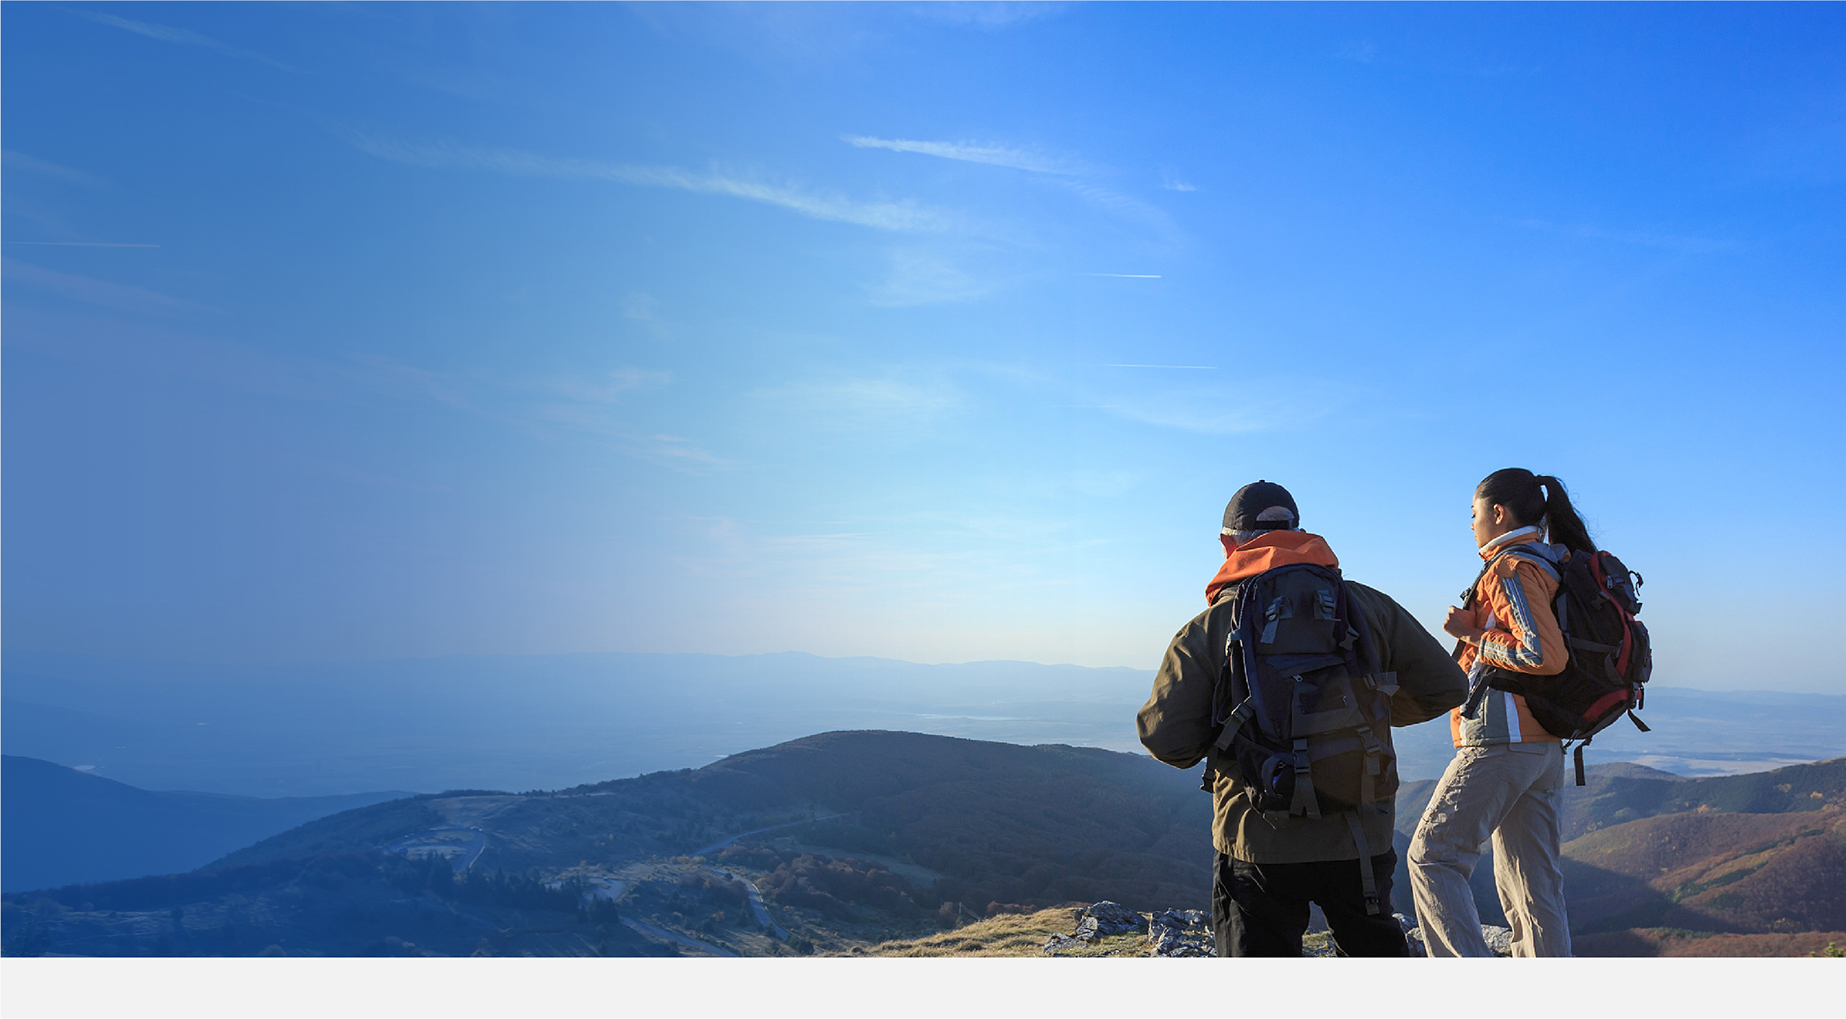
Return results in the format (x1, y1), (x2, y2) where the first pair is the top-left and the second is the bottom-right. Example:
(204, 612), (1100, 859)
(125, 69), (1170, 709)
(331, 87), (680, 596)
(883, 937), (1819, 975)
(1212, 849), (1408, 957)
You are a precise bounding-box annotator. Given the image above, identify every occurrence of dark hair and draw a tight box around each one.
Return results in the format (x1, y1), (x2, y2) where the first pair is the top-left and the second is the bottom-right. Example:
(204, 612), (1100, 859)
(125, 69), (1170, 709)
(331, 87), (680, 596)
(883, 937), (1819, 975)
(1475, 468), (1597, 554)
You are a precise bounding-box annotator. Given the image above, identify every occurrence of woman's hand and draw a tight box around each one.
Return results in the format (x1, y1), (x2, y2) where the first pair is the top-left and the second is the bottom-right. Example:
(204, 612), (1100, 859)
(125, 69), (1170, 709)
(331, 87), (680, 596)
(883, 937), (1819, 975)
(1443, 606), (1486, 642)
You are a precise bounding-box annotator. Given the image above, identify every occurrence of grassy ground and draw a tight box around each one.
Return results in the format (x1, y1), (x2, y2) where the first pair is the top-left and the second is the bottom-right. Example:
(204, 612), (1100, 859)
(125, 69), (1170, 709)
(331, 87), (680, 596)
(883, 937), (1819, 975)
(834, 908), (1347, 958)
(831, 908), (1131, 957)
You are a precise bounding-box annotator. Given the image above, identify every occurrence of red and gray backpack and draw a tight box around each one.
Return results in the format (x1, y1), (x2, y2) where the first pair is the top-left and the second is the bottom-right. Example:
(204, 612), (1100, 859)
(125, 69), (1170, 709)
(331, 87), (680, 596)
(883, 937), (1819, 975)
(1465, 546), (1653, 784)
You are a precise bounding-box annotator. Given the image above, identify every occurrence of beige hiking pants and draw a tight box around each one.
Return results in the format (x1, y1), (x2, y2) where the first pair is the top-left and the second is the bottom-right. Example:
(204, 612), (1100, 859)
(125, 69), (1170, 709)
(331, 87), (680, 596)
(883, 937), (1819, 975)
(1408, 742), (1572, 958)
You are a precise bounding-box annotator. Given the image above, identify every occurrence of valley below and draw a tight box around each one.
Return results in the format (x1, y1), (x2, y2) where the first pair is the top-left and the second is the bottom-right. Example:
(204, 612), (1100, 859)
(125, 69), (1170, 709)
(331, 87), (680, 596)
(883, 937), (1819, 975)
(6, 730), (1846, 958)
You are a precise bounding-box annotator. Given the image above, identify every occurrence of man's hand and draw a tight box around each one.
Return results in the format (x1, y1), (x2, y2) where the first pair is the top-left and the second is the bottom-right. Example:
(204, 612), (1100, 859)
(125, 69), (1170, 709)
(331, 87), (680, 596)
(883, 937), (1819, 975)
(1442, 606), (1486, 642)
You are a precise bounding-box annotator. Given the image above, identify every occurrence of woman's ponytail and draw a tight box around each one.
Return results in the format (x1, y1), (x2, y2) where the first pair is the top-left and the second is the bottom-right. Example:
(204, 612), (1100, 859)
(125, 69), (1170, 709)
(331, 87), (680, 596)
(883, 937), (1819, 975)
(1476, 468), (1597, 554)
(1536, 475), (1597, 555)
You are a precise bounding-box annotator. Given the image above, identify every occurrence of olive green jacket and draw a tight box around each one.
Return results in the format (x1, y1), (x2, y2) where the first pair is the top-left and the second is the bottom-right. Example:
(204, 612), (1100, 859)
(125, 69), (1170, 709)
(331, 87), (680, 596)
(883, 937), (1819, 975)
(1137, 581), (1467, 863)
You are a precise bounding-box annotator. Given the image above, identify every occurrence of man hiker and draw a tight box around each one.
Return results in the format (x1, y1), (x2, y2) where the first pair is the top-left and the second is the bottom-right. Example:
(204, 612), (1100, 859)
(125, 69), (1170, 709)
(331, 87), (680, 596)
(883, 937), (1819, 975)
(1138, 481), (1468, 957)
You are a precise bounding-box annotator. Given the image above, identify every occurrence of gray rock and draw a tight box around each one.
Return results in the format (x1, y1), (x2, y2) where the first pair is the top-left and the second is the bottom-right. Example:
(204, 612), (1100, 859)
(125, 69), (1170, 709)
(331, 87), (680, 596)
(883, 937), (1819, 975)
(1395, 913), (1427, 958)
(1149, 908), (1208, 933)
(1144, 908), (1212, 957)
(1085, 901), (1148, 930)
(1112, 905), (1515, 959)
(1390, 914), (1512, 957)
(1042, 932), (1078, 956)
(1148, 926), (1212, 957)
(1074, 901), (1147, 941)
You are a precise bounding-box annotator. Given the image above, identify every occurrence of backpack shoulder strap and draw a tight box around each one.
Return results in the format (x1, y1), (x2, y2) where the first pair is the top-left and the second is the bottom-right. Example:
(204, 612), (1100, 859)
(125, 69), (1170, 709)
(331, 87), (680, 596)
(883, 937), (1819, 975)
(1493, 547), (1560, 583)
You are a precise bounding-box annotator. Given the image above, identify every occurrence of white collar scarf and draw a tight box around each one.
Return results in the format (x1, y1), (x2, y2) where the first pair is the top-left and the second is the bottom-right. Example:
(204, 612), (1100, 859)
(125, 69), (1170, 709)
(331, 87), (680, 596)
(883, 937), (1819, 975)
(1478, 524), (1542, 558)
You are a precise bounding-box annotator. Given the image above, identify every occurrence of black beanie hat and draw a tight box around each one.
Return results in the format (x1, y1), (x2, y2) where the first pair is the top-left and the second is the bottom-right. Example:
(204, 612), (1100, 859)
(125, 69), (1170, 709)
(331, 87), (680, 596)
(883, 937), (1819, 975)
(1222, 480), (1299, 534)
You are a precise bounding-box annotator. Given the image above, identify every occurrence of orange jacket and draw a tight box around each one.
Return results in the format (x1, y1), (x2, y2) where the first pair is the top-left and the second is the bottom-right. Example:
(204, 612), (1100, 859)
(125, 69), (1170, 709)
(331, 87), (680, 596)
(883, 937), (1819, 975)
(1205, 530), (1340, 604)
(1451, 527), (1566, 746)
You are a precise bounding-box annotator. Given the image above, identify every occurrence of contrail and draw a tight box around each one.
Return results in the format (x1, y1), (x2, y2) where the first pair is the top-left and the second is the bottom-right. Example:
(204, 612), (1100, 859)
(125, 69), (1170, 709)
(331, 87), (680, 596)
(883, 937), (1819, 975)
(1101, 364), (1217, 369)
(1084, 273), (1161, 278)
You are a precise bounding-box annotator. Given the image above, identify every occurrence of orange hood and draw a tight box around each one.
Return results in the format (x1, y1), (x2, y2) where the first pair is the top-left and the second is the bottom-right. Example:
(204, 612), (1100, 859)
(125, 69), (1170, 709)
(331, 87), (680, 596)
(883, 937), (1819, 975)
(1206, 531), (1340, 604)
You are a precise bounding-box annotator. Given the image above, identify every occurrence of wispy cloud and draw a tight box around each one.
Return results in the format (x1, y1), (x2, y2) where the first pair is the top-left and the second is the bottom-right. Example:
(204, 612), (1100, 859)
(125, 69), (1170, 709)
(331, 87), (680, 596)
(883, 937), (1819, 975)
(341, 354), (480, 414)
(1160, 169), (1197, 192)
(1053, 179), (1177, 238)
(538, 368), (673, 404)
(980, 359), (1352, 436)
(844, 135), (1080, 175)
(4, 296), (723, 473)
(622, 292), (661, 322)
(346, 133), (956, 233)
(616, 434), (727, 469)
(864, 249), (998, 307)
(1096, 392), (1292, 435)
(343, 354), (726, 471)
(844, 135), (1180, 240)
(2, 259), (220, 317)
(2, 150), (116, 191)
(74, 10), (297, 72)
(529, 402), (728, 469)
(753, 371), (961, 428)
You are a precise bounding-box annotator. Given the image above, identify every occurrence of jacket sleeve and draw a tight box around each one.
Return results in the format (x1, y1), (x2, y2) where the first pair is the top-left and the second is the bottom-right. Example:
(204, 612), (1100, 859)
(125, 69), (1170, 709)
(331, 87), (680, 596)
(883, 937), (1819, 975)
(1474, 559), (1567, 676)
(1349, 583), (1469, 726)
(1137, 611), (1218, 770)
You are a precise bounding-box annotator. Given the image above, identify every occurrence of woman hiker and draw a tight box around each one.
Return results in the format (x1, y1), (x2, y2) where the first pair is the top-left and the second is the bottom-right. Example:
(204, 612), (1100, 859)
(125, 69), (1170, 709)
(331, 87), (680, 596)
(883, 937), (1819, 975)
(1408, 468), (1595, 957)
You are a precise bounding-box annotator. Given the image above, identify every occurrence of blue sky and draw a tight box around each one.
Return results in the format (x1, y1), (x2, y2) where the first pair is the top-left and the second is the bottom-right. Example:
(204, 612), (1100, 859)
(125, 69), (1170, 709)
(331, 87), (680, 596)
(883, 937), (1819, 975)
(4, 3), (1843, 691)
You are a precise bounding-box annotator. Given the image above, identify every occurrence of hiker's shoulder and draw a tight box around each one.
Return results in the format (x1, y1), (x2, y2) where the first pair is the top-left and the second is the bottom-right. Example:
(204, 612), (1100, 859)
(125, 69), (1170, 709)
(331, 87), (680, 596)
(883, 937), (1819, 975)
(1344, 579), (1410, 619)
(1486, 543), (1563, 580)
(1166, 600), (1218, 642)
(1164, 593), (1242, 656)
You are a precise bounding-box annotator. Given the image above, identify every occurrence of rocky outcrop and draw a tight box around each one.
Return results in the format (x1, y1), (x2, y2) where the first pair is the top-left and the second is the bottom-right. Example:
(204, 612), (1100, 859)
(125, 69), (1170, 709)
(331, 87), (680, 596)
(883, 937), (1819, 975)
(1399, 914), (1515, 957)
(1074, 901), (1146, 941)
(1147, 909), (1210, 957)
(1042, 901), (1150, 955)
(1041, 902), (1514, 958)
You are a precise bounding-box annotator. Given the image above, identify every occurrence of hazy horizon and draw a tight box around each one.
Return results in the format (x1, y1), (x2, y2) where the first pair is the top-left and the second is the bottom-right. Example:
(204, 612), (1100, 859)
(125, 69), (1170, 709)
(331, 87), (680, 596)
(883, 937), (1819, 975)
(11, 647), (1843, 799)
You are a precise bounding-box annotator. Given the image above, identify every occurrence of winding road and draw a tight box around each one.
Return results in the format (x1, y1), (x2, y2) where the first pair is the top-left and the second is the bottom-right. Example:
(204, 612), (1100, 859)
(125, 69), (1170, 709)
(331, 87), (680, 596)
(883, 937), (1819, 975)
(620, 917), (738, 958)
(683, 812), (850, 942)
(703, 865), (790, 940)
(690, 813), (847, 858)
(383, 826), (487, 873)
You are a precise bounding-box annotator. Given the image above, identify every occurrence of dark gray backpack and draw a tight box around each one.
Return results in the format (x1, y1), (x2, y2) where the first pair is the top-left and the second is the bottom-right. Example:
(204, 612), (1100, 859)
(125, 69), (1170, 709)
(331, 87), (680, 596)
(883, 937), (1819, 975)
(1210, 563), (1399, 912)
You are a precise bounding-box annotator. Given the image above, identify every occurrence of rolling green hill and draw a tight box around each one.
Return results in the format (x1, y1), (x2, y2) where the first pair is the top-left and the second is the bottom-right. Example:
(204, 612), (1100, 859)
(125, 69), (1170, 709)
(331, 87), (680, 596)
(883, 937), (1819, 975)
(7, 734), (1843, 957)
(3, 732), (1211, 956)
(211, 731), (1214, 912)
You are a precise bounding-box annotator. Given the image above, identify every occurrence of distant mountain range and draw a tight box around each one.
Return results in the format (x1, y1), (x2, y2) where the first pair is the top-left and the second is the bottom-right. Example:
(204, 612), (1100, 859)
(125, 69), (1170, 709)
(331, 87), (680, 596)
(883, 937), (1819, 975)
(8, 649), (1844, 798)
(5, 731), (1842, 957)
(1, 756), (409, 893)
(1, 650), (1154, 797)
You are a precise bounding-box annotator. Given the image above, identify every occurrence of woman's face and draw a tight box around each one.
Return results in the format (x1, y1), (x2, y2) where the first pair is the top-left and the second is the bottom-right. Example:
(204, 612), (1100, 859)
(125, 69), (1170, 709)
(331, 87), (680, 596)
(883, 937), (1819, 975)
(1471, 496), (1514, 548)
